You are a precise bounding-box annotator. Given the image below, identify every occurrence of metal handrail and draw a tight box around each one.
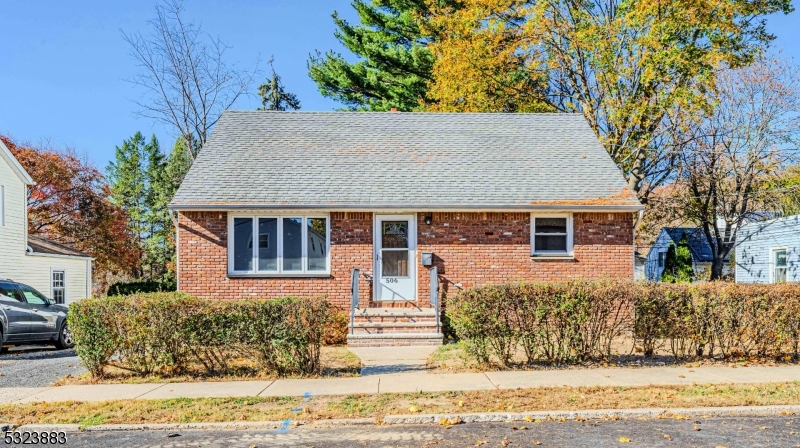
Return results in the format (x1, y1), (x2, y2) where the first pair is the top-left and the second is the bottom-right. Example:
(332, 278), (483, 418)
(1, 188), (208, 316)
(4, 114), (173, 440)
(430, 266), (440, 334)
(350, 268), (360, 335)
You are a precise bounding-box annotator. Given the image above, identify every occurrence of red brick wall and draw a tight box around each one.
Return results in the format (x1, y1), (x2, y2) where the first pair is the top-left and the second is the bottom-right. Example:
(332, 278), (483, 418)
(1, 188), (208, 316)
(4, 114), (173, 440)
(177, 211), (634, 310)
(416, 212), (634, 303)
(177, 211), (373, 309)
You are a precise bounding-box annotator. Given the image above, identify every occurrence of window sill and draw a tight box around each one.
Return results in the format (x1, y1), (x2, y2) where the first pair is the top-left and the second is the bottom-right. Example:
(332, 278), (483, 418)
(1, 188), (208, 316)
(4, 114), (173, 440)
(227, 273), (332, 278)
(530, 254), (575, 261)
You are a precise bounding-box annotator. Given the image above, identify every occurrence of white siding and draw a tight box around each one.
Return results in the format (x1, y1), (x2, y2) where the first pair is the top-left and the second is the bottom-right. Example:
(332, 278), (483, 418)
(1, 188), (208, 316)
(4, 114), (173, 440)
(736, 215), (800, 283)
(13, 255), (90, 304)
(0, 153), (91, 303)
(0, 153), (27, 265)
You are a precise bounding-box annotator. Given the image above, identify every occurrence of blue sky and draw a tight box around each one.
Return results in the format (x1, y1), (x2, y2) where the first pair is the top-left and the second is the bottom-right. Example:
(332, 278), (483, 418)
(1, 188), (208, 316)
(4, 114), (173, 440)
(1, 1), (798, 169)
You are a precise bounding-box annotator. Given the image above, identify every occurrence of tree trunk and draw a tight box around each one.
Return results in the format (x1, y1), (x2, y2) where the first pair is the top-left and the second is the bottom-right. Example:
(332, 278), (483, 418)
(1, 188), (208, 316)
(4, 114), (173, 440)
(709, 257), (726, 281)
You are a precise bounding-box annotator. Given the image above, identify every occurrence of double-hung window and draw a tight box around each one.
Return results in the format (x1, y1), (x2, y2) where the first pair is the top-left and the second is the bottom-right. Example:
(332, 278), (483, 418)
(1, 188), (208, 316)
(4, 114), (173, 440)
(229, 215), (330, 275)
(531, 214), (573, 256)
(51, 269), (66, 304)
(773, 248), (788, 284)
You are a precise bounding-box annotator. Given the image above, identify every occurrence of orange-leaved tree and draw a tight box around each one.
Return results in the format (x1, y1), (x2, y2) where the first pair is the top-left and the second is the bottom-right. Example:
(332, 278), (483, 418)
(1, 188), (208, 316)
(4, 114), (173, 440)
(422, 0), (794, 204)
(1, 136), (139, 290)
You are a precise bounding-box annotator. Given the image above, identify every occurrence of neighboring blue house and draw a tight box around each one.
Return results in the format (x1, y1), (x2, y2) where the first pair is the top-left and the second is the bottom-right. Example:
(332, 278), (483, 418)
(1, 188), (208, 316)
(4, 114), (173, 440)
(645, 228), (718, 281)
(735, 215), (800, 283)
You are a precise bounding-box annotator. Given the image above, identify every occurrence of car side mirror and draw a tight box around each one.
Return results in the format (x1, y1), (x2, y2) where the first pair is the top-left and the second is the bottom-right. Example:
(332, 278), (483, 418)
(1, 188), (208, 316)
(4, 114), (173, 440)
(46, 299), (55, 306)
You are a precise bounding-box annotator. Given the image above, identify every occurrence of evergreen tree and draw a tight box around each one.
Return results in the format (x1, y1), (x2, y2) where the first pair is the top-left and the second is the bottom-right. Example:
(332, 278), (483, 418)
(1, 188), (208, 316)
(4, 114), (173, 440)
(108, 133), (192, 281)
(258, 58), (301, 111)
(661, 233), (694, 283)
(107, 132), (160, 276)
(307, 0), (439, 111)
(153, 137), (192, 279)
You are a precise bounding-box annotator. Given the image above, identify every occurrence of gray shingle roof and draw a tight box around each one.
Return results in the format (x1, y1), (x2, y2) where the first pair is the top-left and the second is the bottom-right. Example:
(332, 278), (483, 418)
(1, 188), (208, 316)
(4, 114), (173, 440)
(170, 111), (641, 210)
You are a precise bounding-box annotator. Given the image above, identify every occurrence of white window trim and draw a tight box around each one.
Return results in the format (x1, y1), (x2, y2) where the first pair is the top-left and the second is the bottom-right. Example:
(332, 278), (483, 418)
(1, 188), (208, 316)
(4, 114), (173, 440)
(770, 246), (788, 284)
(227, 213), (331, 277)
(530, 213), (573, 256)
(51, 268), (66, 304)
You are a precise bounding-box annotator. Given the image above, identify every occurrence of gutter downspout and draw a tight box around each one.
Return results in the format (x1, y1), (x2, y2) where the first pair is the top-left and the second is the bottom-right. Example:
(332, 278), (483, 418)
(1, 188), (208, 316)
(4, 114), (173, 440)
(170, 210), (179, 291)
(633, 209), (644, 284)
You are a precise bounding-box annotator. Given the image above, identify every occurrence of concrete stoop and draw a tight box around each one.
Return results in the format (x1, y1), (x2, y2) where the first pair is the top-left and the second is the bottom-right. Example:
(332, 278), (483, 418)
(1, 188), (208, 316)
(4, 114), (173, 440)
(347, 308), (443, 347)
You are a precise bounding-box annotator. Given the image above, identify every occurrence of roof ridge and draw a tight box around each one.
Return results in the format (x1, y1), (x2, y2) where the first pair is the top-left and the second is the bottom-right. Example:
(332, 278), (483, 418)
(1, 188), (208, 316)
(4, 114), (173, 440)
(221, 110), (585, 116)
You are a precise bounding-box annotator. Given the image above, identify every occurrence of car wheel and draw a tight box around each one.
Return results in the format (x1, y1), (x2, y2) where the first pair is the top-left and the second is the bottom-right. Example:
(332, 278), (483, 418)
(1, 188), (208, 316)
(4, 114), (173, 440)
(54, 322), (74, 350)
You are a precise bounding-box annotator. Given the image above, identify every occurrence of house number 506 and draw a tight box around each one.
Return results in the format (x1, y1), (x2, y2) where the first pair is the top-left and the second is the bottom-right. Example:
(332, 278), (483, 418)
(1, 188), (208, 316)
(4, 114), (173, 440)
(385, 278), (398, 283)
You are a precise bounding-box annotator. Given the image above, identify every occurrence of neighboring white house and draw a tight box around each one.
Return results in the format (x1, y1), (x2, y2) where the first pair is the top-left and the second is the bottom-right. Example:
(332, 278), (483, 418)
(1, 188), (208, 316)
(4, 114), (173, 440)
(0, 139), (92, 304)
(736, 215), (799, 283)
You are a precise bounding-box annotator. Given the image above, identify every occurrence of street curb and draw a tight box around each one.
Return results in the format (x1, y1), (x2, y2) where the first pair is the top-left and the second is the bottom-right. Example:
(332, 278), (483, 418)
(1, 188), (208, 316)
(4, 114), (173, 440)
(9, 405), (800, 433)
(83, 421), (307, 432)
(15, 424), (82, 433)
(382, 405), (800, 424)
(306, 418), (377, 428)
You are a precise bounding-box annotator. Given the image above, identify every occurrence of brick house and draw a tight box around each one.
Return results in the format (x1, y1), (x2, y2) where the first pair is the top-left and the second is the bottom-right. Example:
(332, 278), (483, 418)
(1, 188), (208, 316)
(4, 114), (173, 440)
(169, 111), (642, 346)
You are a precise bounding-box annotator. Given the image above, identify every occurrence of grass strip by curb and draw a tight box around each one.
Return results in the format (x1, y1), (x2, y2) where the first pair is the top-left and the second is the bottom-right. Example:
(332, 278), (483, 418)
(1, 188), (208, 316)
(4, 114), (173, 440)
(5, 406), (800, 433)
(2, 382), (800, 427)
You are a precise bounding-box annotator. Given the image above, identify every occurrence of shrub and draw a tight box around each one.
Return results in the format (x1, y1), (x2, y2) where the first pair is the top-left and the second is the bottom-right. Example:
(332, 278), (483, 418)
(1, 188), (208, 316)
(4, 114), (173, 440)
(106, 279), (176, 296)
(322, 310), (349, 346)
(448, 280), (631, 366)
(68, 293), (333, 378)
(447, 280), (800, 366)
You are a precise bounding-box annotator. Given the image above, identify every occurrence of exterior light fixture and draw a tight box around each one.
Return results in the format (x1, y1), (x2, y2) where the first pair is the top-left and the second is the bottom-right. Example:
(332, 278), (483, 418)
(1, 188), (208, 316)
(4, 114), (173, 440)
(424, 214), (433, 225)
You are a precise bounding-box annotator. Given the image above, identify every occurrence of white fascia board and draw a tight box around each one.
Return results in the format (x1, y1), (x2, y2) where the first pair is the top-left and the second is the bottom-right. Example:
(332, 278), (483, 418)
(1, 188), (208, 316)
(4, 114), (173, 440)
(0, 138), (35, 185)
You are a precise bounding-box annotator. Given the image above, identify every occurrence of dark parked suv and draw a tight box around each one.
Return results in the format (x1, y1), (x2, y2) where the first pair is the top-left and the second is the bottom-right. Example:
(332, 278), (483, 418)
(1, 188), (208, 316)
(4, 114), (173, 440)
(0, 279), (73, 352)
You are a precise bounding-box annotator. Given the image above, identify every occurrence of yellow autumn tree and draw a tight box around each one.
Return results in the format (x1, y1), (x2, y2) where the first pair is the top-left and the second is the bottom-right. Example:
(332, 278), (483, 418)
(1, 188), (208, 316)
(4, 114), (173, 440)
(423, 0), (793, 203)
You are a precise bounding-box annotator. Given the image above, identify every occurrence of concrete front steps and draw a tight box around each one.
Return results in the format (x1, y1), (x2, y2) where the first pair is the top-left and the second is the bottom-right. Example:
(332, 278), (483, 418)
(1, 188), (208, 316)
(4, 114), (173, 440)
(346, 308), (444, 347)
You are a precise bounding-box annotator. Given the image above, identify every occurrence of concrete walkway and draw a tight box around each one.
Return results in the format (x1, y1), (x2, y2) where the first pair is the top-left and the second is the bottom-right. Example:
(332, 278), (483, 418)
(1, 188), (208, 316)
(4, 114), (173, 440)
(349, 346), (438, 375)
(1, 364), (799, 404)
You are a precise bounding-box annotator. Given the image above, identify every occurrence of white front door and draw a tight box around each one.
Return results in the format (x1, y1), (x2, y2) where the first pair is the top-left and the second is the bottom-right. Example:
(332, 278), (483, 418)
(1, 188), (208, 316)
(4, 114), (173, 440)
(375, 215), (416, 301)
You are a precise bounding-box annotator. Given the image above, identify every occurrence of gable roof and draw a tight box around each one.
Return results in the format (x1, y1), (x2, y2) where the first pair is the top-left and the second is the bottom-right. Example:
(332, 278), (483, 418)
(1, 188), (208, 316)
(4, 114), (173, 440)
(662, 228), (714, 262)
(27, 235), (91, 259)
(170, 111), (642, 211)
(0, 138), (34, 185)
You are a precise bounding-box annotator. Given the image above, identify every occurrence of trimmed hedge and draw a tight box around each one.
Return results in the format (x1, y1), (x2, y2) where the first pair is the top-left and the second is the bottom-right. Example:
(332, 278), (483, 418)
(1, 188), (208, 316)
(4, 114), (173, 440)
(447, 280), (800, 366)
(68, 293), (331, 378)
(106, 279), (176, 296)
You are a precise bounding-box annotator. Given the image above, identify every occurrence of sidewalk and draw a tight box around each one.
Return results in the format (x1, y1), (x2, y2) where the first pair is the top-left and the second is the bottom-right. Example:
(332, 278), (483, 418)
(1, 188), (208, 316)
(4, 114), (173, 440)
(1, 364), (799, 405)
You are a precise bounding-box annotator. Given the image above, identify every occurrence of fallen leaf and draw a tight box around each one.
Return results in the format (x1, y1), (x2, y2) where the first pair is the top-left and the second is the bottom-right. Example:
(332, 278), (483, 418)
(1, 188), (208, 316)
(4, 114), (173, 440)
(532, 440), (542, 445)
(678, 375), (686, 378)
(409, 406), (419, 413)
(523, 416), (533, 422)
(458, 400), (464, 407)
(501, 439), (510, 446)
(663, 434), (672, 440)
(619, 436), (631, 443)
(519, 426), (528, 430)
(475, 441), (486, 446)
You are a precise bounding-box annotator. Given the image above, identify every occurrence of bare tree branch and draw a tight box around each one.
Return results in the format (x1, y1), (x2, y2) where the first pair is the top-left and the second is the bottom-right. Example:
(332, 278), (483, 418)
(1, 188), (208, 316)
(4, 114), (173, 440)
(122, 0), (257, 158)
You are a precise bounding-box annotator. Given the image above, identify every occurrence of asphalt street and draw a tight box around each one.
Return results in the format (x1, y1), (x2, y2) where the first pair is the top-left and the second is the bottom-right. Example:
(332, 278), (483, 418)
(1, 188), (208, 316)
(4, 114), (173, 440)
(58, 416), (800, 447)
(0, 346), (85, 388)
